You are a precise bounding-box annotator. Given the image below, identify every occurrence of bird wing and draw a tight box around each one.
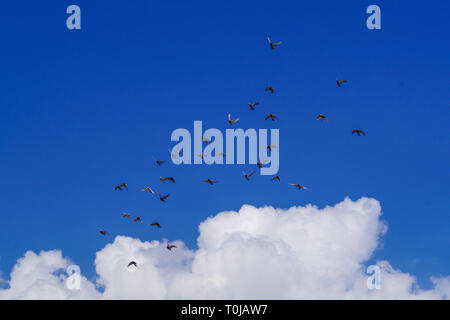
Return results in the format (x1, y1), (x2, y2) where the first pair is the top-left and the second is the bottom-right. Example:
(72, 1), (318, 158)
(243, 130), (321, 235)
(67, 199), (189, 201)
(248, 171), (255, 177)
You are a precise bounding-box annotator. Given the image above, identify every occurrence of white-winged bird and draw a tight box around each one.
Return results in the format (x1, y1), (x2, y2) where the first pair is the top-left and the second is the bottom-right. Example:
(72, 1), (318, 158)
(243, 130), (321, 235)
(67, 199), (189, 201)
(159, 193), (170, 202)
(290, 184), (307, 190)
(228, 113), (240, 125)
(243, 171), (255, 181)
(352, 129), (365, 136)
(141, 187), (155, 194)
(248, 102), (260, 110)
(267, 36), (282, 50)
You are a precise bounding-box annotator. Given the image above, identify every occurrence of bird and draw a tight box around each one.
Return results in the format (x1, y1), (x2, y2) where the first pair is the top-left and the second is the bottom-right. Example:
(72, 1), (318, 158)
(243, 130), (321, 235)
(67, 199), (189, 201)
(265, 113), (278, 121)
(271, 176), (281, 181)
(141, 187), (155, 194)
(203, 179), (217, 185)
(248, 102), (260, 110)
(133, 217), (143, 223)
(256, 160), (267, 168)
(114, 183), (128, 191)
(290, 184), (307, 190)
(127, 261), (137, 268)
(336, 79), (347, 87)
(122, 212), (131, 218)
(201, 136), (211, 144)
(160, 176), (175, 183)
(352, 129), (366, 136)
(266, 145), (277, 152)
(167, 244), (177, 251)
(265, 86), (275, 94)
(99, 230), (109, 236)
(267, 35), (282, 50)
(159, 193), (170, 202)
(217, 152), (226, 157)
(316, 114), (328, 121)
(228, 114), (240, 125)
(152, 156), (165, 166)
(168, 148), (181, 158)
(150, 222), (162, 228)
(243, 171), (255, 181)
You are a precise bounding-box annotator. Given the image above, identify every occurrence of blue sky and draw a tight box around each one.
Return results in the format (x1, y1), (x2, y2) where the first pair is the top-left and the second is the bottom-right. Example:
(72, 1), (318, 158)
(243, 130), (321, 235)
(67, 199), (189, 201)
(0, 0), (449, 288)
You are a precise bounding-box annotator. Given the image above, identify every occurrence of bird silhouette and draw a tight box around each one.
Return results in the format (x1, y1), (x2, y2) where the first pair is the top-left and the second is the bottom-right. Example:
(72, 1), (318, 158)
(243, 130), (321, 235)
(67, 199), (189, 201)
(150, 222), (162, 228)
(267, 145), (277, 152)
(99, 230), (109, 236)
(265, 86), (275, 94)
(352, 129), (365, 136)
(201, 136), (211, 144)
(133, 217), (143, 223)
(141, 187), (155, 194)
(248, 102), (260, 110)
(267, 36), (282, 50)
(160, 176), (175, 183)
(316, 114), (328, 121)
(114, 183), (128, 191)
(336, 79), (347, 87)
(256, 160), (268, 168)
(167, 244), (177, 251)
(159, 193), (170, 202)
(228, 114), (240, 125)
(271, 176), (281, 181)
(243, 171), (255, 181)
(203, 179), (217, 185)
(265, 113), (278, 121)
(290, 184), (307, 190)
(152, 156), (165, 166)
(127, 261), (137, 268)
(122, 212), (131, 218)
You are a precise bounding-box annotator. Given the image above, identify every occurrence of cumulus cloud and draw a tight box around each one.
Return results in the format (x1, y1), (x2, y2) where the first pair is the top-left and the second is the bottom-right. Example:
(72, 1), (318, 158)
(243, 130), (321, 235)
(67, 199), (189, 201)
(0, 197), (449, 299)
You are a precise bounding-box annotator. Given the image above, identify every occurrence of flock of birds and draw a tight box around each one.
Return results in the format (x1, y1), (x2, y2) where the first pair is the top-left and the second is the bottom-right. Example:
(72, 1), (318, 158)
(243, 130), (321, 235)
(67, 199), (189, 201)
(99, 35), (366, 270)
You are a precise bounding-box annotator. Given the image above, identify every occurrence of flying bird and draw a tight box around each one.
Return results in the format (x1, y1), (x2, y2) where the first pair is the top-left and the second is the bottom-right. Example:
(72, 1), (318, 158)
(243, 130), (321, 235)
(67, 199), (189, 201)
(217, 152), (226, 157)
(248, 102), (260, 110)
(127, 261), (137, 268)
(159, 193), (170, 202)
(152, 156), (165, 166)
(265, 86), (275, 94)
(201, 136), (211, 144)
(243, 171), (255, 181)
(228, 114), (240, 125)
(160, 176), (175, 183)
(150, 222), (162, 228)
(167, 244), (177, 251)
(256, 160), (267, 168)
(267, 36), (282, 50)
(271, 175), (281, 181)
(99, 230), (109, 236)
(316, 114), (328, 121)
(290, 184), (307, 190)
(203, 179), (217, 185)
(266, 145), (277, 152)
(122, 212), (131, 218)
(265, 113), (278, 121)
(141, 187), (155, 194)
(114, 183), (128, 191)
(336, 79), (347, 87)
(352, 129), (366, 136)
(133, 217), (143, 223)
(168, 148), (181, 158)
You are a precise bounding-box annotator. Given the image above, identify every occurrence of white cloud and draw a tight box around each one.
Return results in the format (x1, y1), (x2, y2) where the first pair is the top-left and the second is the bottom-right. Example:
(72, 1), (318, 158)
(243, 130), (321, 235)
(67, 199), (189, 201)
(0, 197), (448, 299)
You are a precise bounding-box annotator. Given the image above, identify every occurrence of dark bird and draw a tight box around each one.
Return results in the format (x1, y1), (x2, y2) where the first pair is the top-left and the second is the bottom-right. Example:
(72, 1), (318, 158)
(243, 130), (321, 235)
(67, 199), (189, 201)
(271, 176), (281, 181)
(122, 212), (131, 218)
(336, 79), (347, 87)
(133, 217), (143, 223)
(243, 171), (255, 181)
(265, 113), (278, 121)
(352, 129), (365, 136)
(228, 113), (240, 125)
(265, 86), (275, 94)
(150, 222), (162, 228)
(141, 187), (155, 194)
(248, 102), (260, 110)
(152, 156), (165, 166)
(201, 136), (211, 144)
(168, 148), (181, 159)
(99, 230), (109, 236)
(114, 183), (128, 191)
(159, 193), (170, 202)
(290, 184), (307, 190)
(316, 114), (328, 121)
(127, 261), (137, 268)
(203, 179), (217, 185)
(266, 145), (277, 152)
(167, 244), (177, 251)
(160, 176), (175, 183)
(267, 36), (282, 50)
(256, 160), (267, 168)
